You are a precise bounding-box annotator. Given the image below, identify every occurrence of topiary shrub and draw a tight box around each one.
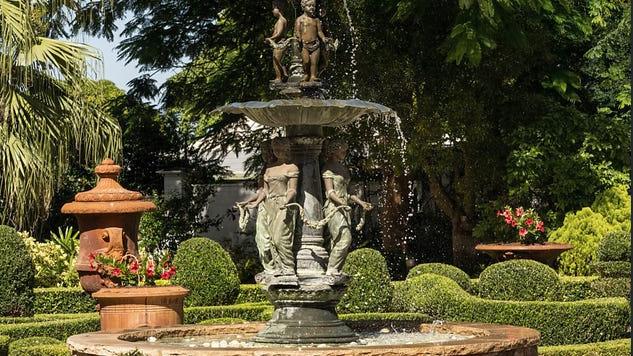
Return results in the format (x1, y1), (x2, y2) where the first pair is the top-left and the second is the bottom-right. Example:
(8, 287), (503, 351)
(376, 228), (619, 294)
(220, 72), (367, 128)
(0, 335), (9, 356)
(407, 263), (471, 291)
(478, 260), (561, 301)
(597, 230), (631, 262)
(402, 274), (630, 345)
(0, 226), (35, 317)
(172, 238), (240, 307)
(9, 344), (69, 356)
(548, 208), (615, 276)
(8, 337), (62, 355)
(338, 248), (393, 314)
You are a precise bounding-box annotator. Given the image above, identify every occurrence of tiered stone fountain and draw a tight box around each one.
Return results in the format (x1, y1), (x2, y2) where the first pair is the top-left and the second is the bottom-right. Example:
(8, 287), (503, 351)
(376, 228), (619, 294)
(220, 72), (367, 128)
(67, 1), (540, 354)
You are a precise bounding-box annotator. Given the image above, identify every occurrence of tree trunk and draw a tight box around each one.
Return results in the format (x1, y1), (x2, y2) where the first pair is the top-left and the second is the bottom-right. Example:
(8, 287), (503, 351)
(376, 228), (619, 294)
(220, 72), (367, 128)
(451, 215), (476, 272)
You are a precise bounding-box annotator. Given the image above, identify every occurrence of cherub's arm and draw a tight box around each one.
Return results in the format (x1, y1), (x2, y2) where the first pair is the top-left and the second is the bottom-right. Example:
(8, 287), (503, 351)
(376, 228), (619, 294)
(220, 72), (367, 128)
(317, 19), (327, 43)
(269, 19), (286, 41)
(294, 17), (302, 39)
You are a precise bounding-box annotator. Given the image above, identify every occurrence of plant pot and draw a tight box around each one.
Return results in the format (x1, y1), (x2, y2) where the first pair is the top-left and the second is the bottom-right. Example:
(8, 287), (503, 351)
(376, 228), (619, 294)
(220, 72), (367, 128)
(475, 242), (573, 267)
(92, 286), (189, 332)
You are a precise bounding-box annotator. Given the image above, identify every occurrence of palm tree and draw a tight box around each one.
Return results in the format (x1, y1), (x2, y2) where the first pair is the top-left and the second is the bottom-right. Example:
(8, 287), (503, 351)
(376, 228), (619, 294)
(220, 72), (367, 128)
(0, 0), (121, 230)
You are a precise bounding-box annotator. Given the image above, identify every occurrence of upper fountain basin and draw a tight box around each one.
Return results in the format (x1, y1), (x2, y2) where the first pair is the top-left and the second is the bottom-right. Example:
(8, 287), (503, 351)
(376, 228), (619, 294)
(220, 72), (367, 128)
(215, 99), (393, 127)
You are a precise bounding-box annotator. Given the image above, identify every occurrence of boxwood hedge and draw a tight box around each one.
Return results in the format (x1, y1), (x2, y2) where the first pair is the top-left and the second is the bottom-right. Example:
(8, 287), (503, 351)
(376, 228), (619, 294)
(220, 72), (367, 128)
(235, 285), (268, 304)
(33, 288), (95, 315)
(8, 344), (69, 356)
(198, 318), (246, 325)
(338, 248), (393, 314)
(0, 226), (35, 317)
(478, 260), (561, 301)
(592, 261), (631, 278)
(0, 335), (9, 356)
(184, 303), (273, 324)
(401, 274), (630, 345)
(8, 337), (62, 354)
(596, 230), (630, 262)
(0, 315), (99, 340)
(407, 263), (471, 291)
(539, 338), (631, 355)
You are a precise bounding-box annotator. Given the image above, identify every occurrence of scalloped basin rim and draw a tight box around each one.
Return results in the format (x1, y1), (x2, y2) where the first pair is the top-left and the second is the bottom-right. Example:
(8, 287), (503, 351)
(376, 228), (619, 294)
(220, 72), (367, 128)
(215, 99), (394, 127)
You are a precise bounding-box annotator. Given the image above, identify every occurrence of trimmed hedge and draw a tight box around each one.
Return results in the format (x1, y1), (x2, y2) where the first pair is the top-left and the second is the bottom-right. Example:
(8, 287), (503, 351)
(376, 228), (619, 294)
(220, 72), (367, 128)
(33, 288), (95, 314)
(198, 318), (246, 325)
(407, 263), (471, 291)
(401, 274), (630, 345)
(0, 315), (99, 340)
(0, 335), (9, 356)
(589, 278), (630, 299)
(539, 338), (631, 356)
(8, 345), (69, 356)
(173, 238), (240, 307)
(478, 260), (560, 301)
(0, 226), (35, 317)
(390, 281), (408, 312)
(338, 248), (393, 314)
(339, 312), (430, 322)
(597, 230), (631, 262)
(8, 337), (62, 354)
(236, 285), (268, 304)
(592, 261), (631, 278)
(557, 276), (599, 301)
(184, 303), (273, 324)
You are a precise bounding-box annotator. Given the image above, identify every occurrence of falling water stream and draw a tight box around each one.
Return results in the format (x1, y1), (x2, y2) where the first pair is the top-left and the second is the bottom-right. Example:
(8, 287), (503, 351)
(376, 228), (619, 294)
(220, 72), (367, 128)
(342, 0), (359, 98)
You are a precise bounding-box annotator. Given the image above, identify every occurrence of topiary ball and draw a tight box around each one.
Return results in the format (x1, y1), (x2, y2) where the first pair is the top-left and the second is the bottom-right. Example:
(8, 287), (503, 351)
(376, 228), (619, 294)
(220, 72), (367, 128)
(597, 230), (631, 262)
(478, 259), (561, 301)
(0, 225), (35, 316)
(172, 238), (240, 307)
(407, 263), (471, 291)
(401, 274), (470, 317)
(338, 248), (393, 314)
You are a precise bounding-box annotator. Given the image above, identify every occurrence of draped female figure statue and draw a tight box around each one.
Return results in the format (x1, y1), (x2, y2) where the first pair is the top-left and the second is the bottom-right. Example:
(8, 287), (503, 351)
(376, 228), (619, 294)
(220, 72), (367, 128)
(322, 140), (373, 275)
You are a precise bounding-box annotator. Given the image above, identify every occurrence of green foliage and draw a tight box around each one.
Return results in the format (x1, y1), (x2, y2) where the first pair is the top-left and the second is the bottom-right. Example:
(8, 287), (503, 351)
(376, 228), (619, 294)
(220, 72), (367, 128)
(597, 230), (631, 262)
(539, 338), (631, 356)
(198, 318), (246, 325)
(592, 185), (631, 231)
(184, 303), (273, 324)
(338, 249), (394, 314)
(549, 208), (615, 275)
(19, 232), (78, 288)
(33, 288), (95, 315)
(557, 276), (600, 301)
(0, 316), (99, 340)
(8, 344), (69, 356)
(0, 335), (9, 356)
(49, 227), (79, 264)
(592, 262), (631, 278)
(407, 263), (471, 291)
(172, 238), (240, 306)
(402, 274), (630, 345)
(235, 285), (267, 304)
(340, 312), (431, 331)
(589, 278), (630, 299)
(8, 337), (62, 354)
(478, 260), (561, 301)
(0, 226), (35, 317)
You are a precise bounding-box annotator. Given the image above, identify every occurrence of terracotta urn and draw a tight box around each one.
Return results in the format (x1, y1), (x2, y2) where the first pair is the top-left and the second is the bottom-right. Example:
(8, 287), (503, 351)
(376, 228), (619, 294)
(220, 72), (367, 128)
(62, 159), (156, 293)
(475, 242), (573, 267)
(92, 286), (189, 332)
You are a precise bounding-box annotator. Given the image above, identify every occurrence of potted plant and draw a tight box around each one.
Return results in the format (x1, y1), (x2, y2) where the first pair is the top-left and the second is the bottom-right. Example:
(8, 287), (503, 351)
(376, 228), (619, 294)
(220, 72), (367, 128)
(90, 251), (189, 332)
(475, 206), (573, 266)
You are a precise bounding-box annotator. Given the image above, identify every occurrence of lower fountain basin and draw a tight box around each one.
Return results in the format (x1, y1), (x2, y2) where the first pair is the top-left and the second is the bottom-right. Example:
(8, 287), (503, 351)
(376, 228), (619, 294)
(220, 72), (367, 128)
(215, 99), (393, 127)
(67, 322), (539, 356)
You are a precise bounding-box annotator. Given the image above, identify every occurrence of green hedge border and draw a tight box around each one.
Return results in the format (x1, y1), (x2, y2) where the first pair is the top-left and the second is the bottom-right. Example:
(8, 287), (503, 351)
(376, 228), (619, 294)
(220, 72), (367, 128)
(235, 285), (268, 304)
(33, 288), (95, 315)
(0, 316), (99, 341)
(184, 303), (273, 324)
(0, 335), (9, 356)
(539, 338), (631, 355)
(8, 344), (70, 356)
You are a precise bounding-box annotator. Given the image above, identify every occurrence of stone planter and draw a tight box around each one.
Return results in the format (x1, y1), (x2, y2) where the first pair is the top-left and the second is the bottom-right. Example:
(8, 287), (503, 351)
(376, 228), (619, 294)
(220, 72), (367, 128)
(62, 159), (155, 293)
(92, 286), (189, 332)
(475, 242), (573, 267)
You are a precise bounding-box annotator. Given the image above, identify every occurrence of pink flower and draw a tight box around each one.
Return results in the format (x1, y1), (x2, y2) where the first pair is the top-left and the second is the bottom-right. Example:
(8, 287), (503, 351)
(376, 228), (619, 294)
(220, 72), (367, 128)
(525, 218), (534, 226)
(505, 217), (514, 225)
(536, 221), (545, 232)
(112, 268), (122, 277)
(515, 207), (524, 217)
(160, 271), (172, 280)
(511, 220), (518, 227)
(518, 228), (528, 237)
(146, 260), (155, 278)
(128, 260), (139, 274)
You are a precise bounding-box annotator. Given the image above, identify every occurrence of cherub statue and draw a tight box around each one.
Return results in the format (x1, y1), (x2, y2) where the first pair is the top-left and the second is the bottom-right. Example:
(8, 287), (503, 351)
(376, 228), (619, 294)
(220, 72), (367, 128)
(322, 140), (373, 275)
(295, 0), (329, 82)
(265, 1), (289, 83)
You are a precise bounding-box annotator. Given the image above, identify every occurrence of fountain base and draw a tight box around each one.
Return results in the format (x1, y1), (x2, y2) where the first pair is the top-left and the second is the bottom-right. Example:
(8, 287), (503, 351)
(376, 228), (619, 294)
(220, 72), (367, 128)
(255, 274), (357, 344)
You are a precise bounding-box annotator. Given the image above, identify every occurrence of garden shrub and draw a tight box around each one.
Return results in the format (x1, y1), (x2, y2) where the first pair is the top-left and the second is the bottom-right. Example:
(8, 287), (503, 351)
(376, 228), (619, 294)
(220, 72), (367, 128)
(8, 337), (62, 354)
(33, 288), (95, 314)
(172, 238), (240, 307)
(407, 263), (471, 291)
(548, 208), (615, 276)
(0, 226), (35, 317)
(589, 278), (630, 299)
(9, 345), (69, 356)
(0, 315), (99, 340)
(184, 303), (273, 324)
(401, 274), (630, 345)
(236, 284), (268, 304)
(597, 230), (631, 262)
(478, 260), (561, 301)
(592, 261), (631, 278)
(539, 338), (631, 356)
(0, 335), (9, 356)
(338, 248), (393, 314)
(19, 232), (78, 288)
(390, 281), (408, 312)
(340, 312), (430, 331)
(198, 318), (246, 325)
(591, 185), (631, 231)
(557, 276), (599, 301)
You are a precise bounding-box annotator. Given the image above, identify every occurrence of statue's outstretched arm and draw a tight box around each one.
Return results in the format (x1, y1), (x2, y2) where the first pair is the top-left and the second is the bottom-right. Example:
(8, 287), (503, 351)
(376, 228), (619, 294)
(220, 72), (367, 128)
(324, 177), (347, 206)
(285, 174), (299, 205)
(349, 194), (373, 211)
(317, 19), (328, 43)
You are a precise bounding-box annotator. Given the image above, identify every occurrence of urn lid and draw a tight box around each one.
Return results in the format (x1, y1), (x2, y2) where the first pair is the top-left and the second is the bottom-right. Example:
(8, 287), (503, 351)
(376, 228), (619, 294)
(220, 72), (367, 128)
(61, 159), (156, 214)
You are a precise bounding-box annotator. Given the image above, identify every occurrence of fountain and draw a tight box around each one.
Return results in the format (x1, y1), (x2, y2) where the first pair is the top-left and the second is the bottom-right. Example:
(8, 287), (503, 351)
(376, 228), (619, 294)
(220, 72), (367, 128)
(67, 1), (540, 354)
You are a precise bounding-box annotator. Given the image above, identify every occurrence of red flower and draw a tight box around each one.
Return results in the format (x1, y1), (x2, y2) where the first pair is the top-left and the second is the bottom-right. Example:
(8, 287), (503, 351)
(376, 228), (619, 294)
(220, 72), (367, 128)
(128, 260), (139, 274)
(515, 207), (524, 217)
(112, 268), (122, 277)
(88, 253), (96, 271)
(525, 218), (534, 226)
(511, 220), (518, 227)
(518, 228), (528, 237)
(160, 271), (172, 280)
(536, 221), (545, 232)
(146, 260), (155, 278)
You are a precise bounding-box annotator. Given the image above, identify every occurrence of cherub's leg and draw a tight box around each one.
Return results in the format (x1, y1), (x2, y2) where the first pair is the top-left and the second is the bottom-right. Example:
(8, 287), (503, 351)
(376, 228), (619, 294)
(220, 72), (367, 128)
(310, 48), (320, 81)
(301, 48), (310, 81)
(273, 48), (284, 82)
